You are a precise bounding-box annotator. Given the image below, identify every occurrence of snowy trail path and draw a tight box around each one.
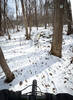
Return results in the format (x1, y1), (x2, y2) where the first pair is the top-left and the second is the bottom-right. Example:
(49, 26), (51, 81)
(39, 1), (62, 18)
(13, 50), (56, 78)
(0, 26), (73, 95)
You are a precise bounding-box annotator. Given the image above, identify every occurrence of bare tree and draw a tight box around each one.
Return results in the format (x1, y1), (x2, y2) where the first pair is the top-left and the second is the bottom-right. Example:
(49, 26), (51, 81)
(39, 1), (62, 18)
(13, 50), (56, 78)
(4, 0), (6, 34)
(0, 0), (2, 36)
(25, 0), (28, 18)
(34, 0), (38, 30)
(51, 0), (65, 58)
(39, 0), (43, 17)
(67, 0), (72, 35)
(44, 0), (48, 29)
(28, 0), (32, 33)
(15, 0), (19, 31)
(0, 47), (15, 83)
(21, 0), (30, 40)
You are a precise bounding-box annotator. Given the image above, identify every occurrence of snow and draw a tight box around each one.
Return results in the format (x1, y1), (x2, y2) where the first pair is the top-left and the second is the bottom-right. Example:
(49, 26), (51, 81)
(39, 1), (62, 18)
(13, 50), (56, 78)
(0, 25), (73, 95)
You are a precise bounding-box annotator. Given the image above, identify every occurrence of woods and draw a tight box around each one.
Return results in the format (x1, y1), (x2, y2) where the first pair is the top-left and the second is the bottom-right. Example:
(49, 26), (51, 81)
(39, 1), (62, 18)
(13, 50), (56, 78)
(0, 0), (73, 95)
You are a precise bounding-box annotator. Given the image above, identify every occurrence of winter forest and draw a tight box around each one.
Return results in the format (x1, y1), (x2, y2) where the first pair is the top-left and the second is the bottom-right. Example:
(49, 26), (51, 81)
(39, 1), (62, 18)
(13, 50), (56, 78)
(0, 0), (73, 95)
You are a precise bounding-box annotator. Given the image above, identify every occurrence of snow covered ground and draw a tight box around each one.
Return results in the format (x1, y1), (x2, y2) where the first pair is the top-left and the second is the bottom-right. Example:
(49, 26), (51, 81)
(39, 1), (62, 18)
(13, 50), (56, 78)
(0, 26), (73, 95)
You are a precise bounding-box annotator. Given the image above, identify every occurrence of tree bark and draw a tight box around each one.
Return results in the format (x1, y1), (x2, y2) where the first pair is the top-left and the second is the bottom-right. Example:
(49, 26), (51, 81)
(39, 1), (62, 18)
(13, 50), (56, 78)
(67, 0), (72, 35)
(21, 0), (30, 40)
(34, 0), (38, 30)
(51, 0), (65, 58)
(0, 47), (15, 83)
(15, 0), (19, 32)
(44, 0), (48, 29)
(29, 0), (32, 34)
(0, 0), (2, 36)
(4, 0), (6, 34)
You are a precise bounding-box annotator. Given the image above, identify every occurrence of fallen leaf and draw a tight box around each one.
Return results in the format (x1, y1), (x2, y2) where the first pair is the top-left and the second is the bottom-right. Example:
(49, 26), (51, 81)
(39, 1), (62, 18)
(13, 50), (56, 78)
(49, 73), (52, 76)
(42, 75), (45, 79)
(25, 80), (27, 83)
(19, 81), (23, 86)
(64, 81), (67, 83)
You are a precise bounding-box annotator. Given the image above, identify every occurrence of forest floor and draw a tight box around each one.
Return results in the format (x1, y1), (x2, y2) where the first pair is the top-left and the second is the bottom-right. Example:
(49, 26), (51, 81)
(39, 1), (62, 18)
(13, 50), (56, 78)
(0, 25), (73, 95)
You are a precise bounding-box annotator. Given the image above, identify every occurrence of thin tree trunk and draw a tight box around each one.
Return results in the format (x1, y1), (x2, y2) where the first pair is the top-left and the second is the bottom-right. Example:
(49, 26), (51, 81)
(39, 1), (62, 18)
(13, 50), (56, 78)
(51, 0), (65, 58)
(4, 0), (6, 34)
(25, 0), (28, 19)
(15, 0), (19, 31)
(0, 0), (2, 36)
(67, 0), (72, 35)
(21, 0), (30, 40)
(39, 0), (43, 25)
(40, 0), (43, 17)
(44, 0), (48, 29)
(0, 47), (15, 83)
(29, 0), (32, 34)
(34, 0), (38, 30)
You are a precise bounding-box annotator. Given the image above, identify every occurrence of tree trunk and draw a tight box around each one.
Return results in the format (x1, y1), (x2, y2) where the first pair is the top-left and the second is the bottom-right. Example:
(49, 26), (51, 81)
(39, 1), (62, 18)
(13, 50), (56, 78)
(0, 0), (2, 36)
(34, 0), (38, 30)
(4, 0), (6, 34)
(21, 0), (30, 40)
(51, 0), (65, 58)
(15, 0), (19, 32)
(25, 0), (27, 18)
(29, 0), (32, 34)
(39, 0), (43, 25)
(67, 0), (72, 35)
(0, 47), (15, 83)
(25, 0), (28, 25)
(44, 0), (48, 29)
